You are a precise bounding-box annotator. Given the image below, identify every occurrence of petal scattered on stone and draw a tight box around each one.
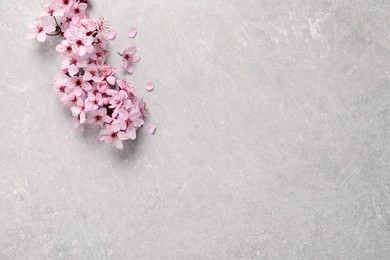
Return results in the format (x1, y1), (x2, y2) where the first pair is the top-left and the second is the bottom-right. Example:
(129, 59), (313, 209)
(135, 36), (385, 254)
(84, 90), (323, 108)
(128, 27), (137, 38)
(145, 81), (154, 92)
(147, 124), (157, 134)
(107, 29), (116, 40)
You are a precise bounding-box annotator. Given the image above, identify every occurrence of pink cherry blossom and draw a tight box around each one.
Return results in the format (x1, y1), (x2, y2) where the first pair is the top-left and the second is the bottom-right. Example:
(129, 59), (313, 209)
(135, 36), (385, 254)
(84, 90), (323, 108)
(67, 29), (94, 56)
(124, 108), (145, 140)
(118, 80), (135, 94)
(83, 64), (101, 82)
(56, 40), (74, 55)
(98, 125), (127, 150)
(99, 65), (117, 85)
(42, 3), (65, 17)
(55, 0), (74, 10)
(27, 18), (56, 42)
(96, 81), (109, 94)
(107, 89), (128, 110)
(70, 2), (88, 19)
(67, 76), (92, 96)
(85, 91), (104, 111)
(86, 108), (112, 126)
(53, 77), (73, 104)
(121, 46), (141, 74)
(61, 54), (87, 75)
(29, 0), (152, 150)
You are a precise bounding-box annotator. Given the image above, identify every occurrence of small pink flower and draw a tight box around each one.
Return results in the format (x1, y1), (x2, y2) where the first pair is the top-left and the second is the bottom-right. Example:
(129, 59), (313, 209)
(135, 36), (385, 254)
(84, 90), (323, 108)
(83, 64), (101, 82)
(41, 3), (64, 17)
(56, 40), (74, 55)
(85, 91), (104, 111)
(27, 18), (56, 42)
(98, 125), (128, 150)
(111, 119), (127, 132)
(86, 108), (112, 126)
(53, 77), (71, 103)
(106, 89), (128, 110)
(99, 65), (117, 85)
(66, 92), (86, 107)
(118, 80), (135, 94)
(67, 76), (91, 96)
(121, 46), (141, 74)
(61, 54), (87, 76)
(66, 28), (94, 56)
(96, 81), (109, 93)
(80, 17), (97, 32)
(114, 107), (144, 140)
(55, 0), (74, 10)
(71, 2), (88, 18)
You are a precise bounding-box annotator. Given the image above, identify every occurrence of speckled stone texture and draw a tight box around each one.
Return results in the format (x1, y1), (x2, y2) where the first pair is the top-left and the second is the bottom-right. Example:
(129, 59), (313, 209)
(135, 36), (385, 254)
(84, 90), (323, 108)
(1, 0), (390, 259)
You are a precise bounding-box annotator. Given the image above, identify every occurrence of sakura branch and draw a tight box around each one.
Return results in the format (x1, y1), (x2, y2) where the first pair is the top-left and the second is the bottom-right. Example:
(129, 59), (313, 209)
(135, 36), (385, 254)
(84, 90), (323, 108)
(28, 0), (155, 150)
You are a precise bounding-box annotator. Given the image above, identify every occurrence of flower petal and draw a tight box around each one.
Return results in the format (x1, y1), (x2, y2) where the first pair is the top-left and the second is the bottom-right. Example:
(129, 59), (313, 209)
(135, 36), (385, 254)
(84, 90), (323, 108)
(80, 111), (86, 124)
(78, 3), (88, 10)
(74, 87), (82, 97)
(145, 81), (154, 92)
(83, 71), (92, 81)
(107, 76), (116, 85)
(68, 65), (79, 77)
(44, 24), (56, 33)
(126, 65), (134, 74)
(26, 32), (37, 39)
(114, 139), (124, 150)
(37, 32), (46, 42)
(107, 29), (116, 40)
(128, 27), (137, 38)
(78, 46), (86, 56)
(126, 46), (137, 55)
(132, 54), (141, 63)
(147, 124), (157, 134)
(127, 127), (137, 140)
(117, 131), (129, 141)
(111, 121), (121, 132)
(122, 60), (129, 70)
(71, 106), (81, 117)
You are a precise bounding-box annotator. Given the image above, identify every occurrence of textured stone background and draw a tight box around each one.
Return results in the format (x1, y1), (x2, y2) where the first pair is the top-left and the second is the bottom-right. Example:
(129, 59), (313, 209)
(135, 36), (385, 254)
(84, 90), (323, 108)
(1, 0), (390, 259)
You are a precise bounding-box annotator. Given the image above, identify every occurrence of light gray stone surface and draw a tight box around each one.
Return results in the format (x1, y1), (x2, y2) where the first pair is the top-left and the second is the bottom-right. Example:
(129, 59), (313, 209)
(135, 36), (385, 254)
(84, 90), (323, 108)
(1, 0), (390, 259)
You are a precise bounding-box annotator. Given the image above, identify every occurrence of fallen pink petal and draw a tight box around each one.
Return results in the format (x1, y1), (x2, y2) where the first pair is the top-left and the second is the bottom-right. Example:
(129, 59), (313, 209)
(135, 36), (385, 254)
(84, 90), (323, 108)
(145, 81), (154, 91)
(128, 26), (137, 38)
(147, 124), (157, 134)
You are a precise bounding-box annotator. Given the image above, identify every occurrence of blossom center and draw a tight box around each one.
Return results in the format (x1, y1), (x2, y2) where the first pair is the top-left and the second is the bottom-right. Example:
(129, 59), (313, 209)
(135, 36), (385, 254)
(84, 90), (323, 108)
(76, 79), (82, 86)
(76, 39), (84, 46)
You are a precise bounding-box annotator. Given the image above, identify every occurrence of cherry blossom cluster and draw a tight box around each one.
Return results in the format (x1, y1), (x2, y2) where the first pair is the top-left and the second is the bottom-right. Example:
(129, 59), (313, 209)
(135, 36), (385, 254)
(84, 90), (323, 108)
(28, 0), (156, 149)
